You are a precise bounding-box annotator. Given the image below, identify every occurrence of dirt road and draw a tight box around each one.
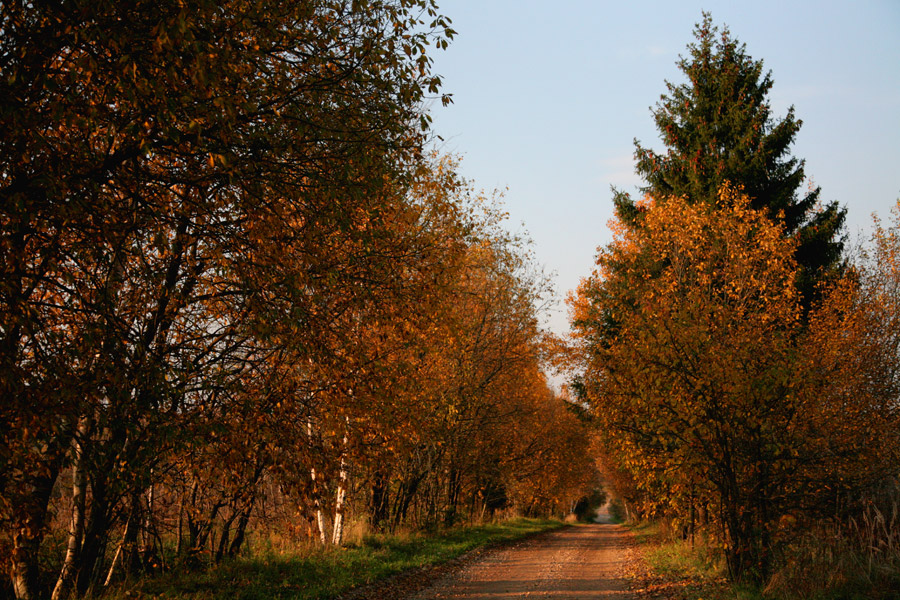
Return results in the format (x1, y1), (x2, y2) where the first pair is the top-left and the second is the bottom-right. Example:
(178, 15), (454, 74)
(410, 522), (634, 599)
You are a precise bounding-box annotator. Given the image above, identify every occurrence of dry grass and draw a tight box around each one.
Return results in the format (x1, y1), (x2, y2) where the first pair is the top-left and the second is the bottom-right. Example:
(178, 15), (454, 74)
(625, 496), (900, 600)
(766, 499), (900, 600)
(97, 518), (564, 600)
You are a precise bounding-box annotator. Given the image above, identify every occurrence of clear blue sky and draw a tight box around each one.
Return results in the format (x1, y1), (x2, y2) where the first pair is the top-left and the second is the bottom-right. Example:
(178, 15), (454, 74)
(426, 0), (900, 336)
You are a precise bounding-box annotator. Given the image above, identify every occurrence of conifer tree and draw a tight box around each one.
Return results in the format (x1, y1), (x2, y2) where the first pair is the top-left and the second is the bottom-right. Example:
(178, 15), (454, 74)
(616, 13), (846, 305)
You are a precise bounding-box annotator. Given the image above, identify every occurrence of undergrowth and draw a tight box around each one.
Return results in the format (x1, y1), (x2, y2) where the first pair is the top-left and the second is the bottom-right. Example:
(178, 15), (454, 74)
(765, 500), (900, 600)
(628, 523), (748, 600)
(97, 517), (563, 600)
(628, 499), (900, 600)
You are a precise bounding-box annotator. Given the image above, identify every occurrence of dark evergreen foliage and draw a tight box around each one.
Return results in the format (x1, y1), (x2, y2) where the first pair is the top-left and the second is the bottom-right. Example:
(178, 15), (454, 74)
(616, 13), (846, 306)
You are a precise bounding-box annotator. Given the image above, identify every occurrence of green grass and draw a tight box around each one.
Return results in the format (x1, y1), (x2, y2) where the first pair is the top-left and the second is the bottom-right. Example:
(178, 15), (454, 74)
(645, 536), (721, 582)
(626, 520), (660, 544)
(648, 541), (763, 600)
(626, 522), (764, 600)
(626, 520), (900, 600)
(99, 518), (564, 600)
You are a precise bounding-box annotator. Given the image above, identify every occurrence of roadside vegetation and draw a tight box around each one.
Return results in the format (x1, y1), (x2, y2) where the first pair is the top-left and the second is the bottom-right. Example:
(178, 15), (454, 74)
(5, 2), (897, 598)
(624, 496), (900, 600)
(0, 2), (600, 599)
(570, 13), (900, 598)
(97, 518), (564, 600)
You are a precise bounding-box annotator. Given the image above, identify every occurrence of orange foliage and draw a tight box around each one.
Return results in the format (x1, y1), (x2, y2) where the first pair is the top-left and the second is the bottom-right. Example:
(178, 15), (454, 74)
(570, 186), (900, 583)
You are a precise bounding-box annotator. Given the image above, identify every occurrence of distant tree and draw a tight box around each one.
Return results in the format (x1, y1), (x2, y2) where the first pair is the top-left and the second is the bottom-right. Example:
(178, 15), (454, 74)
(616, 13), (845, 306)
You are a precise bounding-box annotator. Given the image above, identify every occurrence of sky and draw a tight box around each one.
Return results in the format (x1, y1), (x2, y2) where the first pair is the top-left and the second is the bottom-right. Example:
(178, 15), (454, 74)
(425, 0), (900, 336)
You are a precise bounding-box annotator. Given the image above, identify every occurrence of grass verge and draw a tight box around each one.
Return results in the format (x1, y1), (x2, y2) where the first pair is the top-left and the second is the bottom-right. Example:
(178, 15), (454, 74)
(99, 518), (564, 600)
(624, 522), (762, 600)
(625, 520), (899, 600)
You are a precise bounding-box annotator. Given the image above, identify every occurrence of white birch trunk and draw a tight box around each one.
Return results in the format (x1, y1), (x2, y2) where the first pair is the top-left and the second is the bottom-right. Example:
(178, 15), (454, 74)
(331, 419), (351, 546)
(11, 557), (33, 600)
(331, 453), (348, 545)
(312, 465), (327, 544)
(307, 418), (328, 543)
(51, 415), (91, 600)
(141, 477), (154, 555)
(102, 533), (125, 588)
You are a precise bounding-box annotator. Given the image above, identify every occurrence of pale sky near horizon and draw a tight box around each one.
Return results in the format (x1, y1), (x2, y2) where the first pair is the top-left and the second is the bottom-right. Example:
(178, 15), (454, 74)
(426, 0), (900, 336)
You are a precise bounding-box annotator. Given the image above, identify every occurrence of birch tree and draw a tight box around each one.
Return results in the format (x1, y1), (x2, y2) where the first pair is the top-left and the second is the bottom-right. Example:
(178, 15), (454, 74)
(0, 1), (454, 596)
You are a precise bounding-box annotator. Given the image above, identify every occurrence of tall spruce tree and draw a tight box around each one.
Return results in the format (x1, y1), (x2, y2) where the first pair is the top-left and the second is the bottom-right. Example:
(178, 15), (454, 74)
(615, 13), (846, 306)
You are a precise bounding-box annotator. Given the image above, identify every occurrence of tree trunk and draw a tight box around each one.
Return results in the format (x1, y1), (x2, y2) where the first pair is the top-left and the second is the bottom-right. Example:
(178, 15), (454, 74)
(115, 489), (149, 581)
(215, 512), (235, 563)
(307, 418), (328, 543)
(141, 480), (154, 558)
(51, 415), (91, 600)
(102, 503), (140, 587)
(445, 466), (461, 526)
(11, 472), (60, 600)
(11, 529), (41, 600)
(331, 450), (349, 546)
(331, 418), (352, 546)
(75, 482), (111, 597)
(227, 504), (254, 559)
(720, 485), (764, 585)
(178, 480), (198, 556)
(102, 538), (124, 589)
(187, 501), (223, 558)
(392, 469), (425, 531)
(314, 495), (328, 544)
(371, 470), (390, 532)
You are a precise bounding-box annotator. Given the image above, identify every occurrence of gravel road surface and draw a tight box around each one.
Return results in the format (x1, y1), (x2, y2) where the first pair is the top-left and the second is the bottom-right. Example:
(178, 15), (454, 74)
(410, 522), (633, 599)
